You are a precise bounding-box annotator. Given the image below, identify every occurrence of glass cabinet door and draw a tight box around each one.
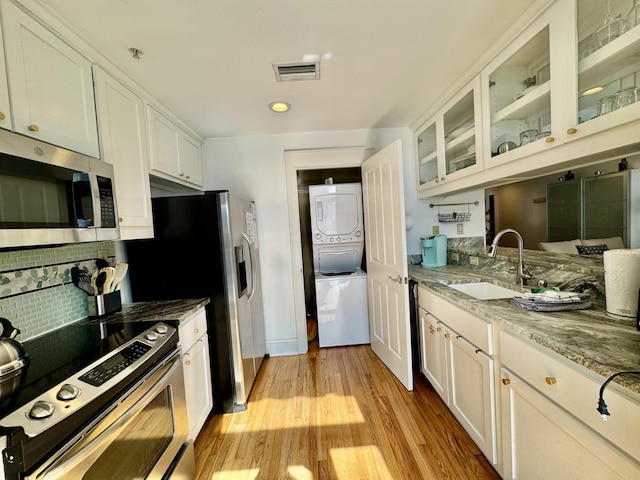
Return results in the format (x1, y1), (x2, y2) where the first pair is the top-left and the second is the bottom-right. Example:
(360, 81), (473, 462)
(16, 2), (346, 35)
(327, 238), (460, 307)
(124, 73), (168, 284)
(577, 0), (640, 125)
(486, 25), (551, 161)
(444, 89), (477, 175)
(417, 121), (439, 187)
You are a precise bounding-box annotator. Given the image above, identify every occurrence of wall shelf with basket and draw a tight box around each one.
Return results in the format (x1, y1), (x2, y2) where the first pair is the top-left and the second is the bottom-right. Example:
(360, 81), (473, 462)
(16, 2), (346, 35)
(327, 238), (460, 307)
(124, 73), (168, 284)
(430, 201), (479, 223)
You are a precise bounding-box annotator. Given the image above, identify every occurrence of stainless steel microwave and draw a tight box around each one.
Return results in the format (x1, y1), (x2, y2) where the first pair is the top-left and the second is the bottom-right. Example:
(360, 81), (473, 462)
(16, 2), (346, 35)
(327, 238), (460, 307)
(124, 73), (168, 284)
(0, 129), (120, 248)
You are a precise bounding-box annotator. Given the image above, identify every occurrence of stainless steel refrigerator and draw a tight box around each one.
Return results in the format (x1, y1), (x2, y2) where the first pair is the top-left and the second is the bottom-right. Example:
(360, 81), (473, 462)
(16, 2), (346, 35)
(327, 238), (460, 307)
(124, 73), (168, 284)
(126, 191), (267, 413)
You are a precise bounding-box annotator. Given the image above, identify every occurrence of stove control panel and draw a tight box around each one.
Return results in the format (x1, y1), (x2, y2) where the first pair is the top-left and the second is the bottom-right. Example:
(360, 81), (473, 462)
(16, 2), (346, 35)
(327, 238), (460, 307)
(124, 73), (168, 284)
(0, 322), (177, 437)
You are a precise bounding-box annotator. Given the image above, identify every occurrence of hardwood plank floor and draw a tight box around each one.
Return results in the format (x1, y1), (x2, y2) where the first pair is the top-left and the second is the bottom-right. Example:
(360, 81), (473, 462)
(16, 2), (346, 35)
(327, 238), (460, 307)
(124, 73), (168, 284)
(194, 342), (501, 479)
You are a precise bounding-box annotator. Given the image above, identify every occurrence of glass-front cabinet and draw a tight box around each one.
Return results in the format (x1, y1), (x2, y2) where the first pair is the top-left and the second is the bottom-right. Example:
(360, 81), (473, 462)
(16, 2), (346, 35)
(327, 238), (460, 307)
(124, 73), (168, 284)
(481, 8), (559, 168)
(572, 0), (640, 133)
(416, 77), (482, 191)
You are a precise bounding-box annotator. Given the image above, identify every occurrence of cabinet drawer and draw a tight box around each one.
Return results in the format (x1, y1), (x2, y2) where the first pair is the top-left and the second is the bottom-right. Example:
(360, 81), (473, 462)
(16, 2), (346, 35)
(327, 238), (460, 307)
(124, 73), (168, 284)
(500, 330), (640, 463)
(178, 308), (208, 351)
(418, 286), (493, 354)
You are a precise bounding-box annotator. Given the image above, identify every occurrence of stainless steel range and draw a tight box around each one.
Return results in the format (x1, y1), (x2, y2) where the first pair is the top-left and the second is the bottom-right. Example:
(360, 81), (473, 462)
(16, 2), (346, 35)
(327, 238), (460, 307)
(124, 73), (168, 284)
(0, 319), (193, 479)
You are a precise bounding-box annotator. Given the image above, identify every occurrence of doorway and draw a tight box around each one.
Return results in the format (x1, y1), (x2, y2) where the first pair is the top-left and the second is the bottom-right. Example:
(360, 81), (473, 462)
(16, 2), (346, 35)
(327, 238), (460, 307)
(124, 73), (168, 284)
(284, 148), (373, 354)
(297, 168), (363, 346)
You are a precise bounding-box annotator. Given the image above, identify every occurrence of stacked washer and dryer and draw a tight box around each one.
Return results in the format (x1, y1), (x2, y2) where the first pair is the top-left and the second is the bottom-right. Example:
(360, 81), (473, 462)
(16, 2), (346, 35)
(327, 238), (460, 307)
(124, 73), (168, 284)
(309, 182), (370, 347)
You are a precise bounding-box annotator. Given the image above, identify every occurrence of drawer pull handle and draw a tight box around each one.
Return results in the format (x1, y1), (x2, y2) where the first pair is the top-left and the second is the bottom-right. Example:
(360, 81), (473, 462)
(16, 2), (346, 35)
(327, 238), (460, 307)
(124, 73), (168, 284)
(28, 124), (39, 132)
(545, 377), (557, 385)
(475, 349), (482, 354)
(456, 335), (462, 340)
(502, 379), (511, 385)
(567, 127), (578, 135)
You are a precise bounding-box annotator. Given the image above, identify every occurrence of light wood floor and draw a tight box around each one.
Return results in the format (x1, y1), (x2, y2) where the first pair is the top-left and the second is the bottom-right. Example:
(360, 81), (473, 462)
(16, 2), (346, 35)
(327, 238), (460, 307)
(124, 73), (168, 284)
(194, 342), (501, 479)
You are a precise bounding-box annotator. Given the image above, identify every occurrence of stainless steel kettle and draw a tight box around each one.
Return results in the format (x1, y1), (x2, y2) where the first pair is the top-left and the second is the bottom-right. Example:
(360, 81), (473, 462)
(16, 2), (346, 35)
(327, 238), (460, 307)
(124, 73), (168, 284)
(0, 318), (29, 400)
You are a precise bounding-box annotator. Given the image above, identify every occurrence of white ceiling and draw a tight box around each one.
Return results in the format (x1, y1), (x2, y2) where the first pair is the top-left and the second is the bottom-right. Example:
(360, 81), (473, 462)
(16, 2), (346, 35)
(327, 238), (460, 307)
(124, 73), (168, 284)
(36, 0), (547, 139)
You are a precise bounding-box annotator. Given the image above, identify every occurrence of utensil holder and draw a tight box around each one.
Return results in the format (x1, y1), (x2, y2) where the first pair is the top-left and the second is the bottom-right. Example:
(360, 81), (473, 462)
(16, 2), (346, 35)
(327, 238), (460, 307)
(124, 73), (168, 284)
(87, 291), (122, 318)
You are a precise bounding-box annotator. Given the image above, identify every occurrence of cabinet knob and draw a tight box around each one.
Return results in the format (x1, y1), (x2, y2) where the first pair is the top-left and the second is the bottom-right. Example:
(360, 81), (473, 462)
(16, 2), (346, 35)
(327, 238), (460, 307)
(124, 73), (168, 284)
(0, 112), (5, 120)
(444, 333), (451, 338)
(545, 136), (555, 143)
(567, 128), (578, 135)
(545, 377), (557, 385)
(436, 327), (443, 332)
(180, 172), (185, 177)
(502, 378), (511, 385)
(185, 360), (191, 366)
(27, 124), (39, 132)
(194, 328), (199, 334)
(186, 175), (191, 179)
(440, 177), (445, 181)
(118, 217), (123, 223)
(435, 179), (440, 183)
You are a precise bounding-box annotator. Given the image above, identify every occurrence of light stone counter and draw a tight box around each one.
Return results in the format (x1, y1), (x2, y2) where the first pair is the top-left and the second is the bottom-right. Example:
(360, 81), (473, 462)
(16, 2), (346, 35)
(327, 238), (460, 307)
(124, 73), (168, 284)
(409, 263), (640, 395)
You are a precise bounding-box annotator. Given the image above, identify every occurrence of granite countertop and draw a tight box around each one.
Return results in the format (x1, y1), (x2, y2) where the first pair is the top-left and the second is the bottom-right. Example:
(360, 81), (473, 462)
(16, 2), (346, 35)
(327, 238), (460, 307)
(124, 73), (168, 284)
(94, 298), (210, 325)
(409, 264), (640, 395)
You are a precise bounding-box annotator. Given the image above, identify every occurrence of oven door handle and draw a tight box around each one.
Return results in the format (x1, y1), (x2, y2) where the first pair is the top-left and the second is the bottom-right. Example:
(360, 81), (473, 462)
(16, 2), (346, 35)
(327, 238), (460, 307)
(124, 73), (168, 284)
(32, 350), (182, 480)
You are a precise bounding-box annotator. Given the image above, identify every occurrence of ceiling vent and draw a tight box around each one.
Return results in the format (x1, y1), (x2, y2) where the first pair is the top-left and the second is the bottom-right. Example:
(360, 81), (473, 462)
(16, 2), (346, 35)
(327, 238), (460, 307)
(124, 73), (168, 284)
(273, 61), (320, 82)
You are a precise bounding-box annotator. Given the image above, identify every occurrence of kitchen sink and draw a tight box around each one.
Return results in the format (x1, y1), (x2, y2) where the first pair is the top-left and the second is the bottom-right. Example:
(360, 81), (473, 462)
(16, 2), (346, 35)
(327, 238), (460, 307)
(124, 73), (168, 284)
(448, 282), (522, 300)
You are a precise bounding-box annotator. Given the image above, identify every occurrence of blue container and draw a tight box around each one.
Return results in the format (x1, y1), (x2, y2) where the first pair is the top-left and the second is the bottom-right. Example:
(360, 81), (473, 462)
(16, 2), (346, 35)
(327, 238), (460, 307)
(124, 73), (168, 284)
(421, 234), (447, 268)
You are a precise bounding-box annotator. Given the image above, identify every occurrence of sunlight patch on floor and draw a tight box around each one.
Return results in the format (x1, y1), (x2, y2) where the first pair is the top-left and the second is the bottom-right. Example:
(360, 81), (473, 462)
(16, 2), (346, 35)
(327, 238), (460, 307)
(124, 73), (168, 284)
(329, 445), (394, 479)
(287, 465), (313, 479)
(226, 394), (365, 432)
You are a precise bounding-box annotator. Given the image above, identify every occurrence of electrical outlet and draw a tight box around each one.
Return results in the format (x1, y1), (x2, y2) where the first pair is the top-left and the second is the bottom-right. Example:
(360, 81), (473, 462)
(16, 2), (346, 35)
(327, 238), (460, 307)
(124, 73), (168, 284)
(432, 225), (440, 235)
(470, 256), (479, 266)
(451, 252), (459, 262)
(457, 223), (464, 234)
(97, 249), (108, 260)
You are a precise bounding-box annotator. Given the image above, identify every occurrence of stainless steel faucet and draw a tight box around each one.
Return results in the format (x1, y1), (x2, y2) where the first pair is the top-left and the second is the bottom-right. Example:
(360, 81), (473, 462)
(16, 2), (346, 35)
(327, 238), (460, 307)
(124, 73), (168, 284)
(488, 228), (534, 286)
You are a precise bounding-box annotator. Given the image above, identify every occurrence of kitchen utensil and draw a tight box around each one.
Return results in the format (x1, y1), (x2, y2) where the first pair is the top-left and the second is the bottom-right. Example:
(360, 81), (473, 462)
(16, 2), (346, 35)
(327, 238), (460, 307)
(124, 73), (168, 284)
(95, 271), (107, 294)
(95, 258), (110, 270)
(90, 271), (100, 295)
(112, 263), (129, 292)
(0, 318), (29, 401)
(101, 267), (117, 294)
(593, 1), (627, 49)
(615, 86), (639, 109)
(497, 141), (517, 154)
(71, 267), (93, 295)
(519, 129), (538, 146)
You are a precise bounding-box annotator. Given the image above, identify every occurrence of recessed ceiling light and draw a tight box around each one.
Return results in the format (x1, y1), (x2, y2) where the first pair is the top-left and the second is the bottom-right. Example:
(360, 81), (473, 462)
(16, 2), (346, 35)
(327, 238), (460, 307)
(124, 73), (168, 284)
(269, 101), (291, 113)
(583, 86), (604, 96)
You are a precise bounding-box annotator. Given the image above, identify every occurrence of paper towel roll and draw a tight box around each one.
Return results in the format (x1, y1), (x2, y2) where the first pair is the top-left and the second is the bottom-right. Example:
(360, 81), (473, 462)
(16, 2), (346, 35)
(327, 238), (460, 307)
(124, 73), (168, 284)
(604, 249), (640, 318)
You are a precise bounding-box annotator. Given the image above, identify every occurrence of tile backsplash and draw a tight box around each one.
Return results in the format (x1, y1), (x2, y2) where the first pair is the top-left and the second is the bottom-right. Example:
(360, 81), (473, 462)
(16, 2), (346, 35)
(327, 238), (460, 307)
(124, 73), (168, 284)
(0, 241), (115, 340)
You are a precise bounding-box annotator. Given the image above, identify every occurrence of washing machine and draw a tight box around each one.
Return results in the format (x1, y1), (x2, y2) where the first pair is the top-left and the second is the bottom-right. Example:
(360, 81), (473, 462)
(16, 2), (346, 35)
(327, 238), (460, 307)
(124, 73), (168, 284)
(314, 269), (369, 347)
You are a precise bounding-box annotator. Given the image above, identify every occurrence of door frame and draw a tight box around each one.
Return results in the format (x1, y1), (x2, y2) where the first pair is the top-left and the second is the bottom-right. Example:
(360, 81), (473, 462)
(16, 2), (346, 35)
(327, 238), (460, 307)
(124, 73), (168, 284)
(284, 147), (374, 354)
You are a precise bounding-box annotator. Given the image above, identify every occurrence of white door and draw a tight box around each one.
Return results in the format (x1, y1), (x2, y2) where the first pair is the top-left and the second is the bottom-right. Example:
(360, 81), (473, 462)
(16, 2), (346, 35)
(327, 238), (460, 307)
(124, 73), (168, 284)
(361, 140), (412, 390)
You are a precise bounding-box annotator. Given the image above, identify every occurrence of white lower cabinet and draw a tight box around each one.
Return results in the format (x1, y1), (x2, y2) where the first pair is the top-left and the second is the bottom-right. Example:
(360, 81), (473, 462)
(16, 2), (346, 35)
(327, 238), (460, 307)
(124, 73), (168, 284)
(446, 330), (496, 464)
(417, 287), (497, 465)
(500, 369), (640, 480)
(418, 308), (448, 403)
(179, 308), (213, 441)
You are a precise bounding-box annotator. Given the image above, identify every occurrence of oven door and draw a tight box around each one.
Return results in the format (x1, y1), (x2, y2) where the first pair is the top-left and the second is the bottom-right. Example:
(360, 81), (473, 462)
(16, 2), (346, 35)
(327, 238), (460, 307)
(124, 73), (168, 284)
(27, 348), (189, 480)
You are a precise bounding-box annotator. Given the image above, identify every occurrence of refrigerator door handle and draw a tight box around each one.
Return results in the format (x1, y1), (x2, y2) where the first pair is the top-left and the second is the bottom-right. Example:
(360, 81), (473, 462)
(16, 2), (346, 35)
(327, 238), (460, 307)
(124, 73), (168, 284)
(242, 232), (257, 301)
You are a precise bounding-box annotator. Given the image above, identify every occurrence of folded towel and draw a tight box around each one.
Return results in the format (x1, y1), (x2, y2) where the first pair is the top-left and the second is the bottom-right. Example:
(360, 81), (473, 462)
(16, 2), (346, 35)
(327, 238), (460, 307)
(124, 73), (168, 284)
(512, 294), (592, 312)
(522, 290), (584, 304)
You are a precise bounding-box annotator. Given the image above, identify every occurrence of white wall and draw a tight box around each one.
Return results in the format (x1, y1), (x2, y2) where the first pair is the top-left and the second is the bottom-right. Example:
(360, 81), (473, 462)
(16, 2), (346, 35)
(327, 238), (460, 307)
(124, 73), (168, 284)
(203, 127), (444, 355)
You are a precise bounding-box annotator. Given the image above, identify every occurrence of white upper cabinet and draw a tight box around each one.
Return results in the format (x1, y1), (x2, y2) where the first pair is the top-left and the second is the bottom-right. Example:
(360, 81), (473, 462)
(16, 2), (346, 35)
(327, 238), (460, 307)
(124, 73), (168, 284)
(0, 0), (99, 157)
(564, 0), (640, 142)
(416, 76), (483, 192)
(481, 6), (560, 168)
(147, 105), (204, 188)
(93, 66), (153, 240)
(0, 20), (11, 131)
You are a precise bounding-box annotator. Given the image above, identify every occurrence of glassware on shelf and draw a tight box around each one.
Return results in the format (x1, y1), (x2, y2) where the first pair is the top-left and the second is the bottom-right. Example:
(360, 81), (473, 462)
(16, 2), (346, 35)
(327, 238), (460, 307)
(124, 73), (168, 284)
(615, 86), (640, 109)
(627, 0), (640, 30)
(593, 1), (627, 49)
(519, 129), (538, 145)
(597, 95), (617, 116)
